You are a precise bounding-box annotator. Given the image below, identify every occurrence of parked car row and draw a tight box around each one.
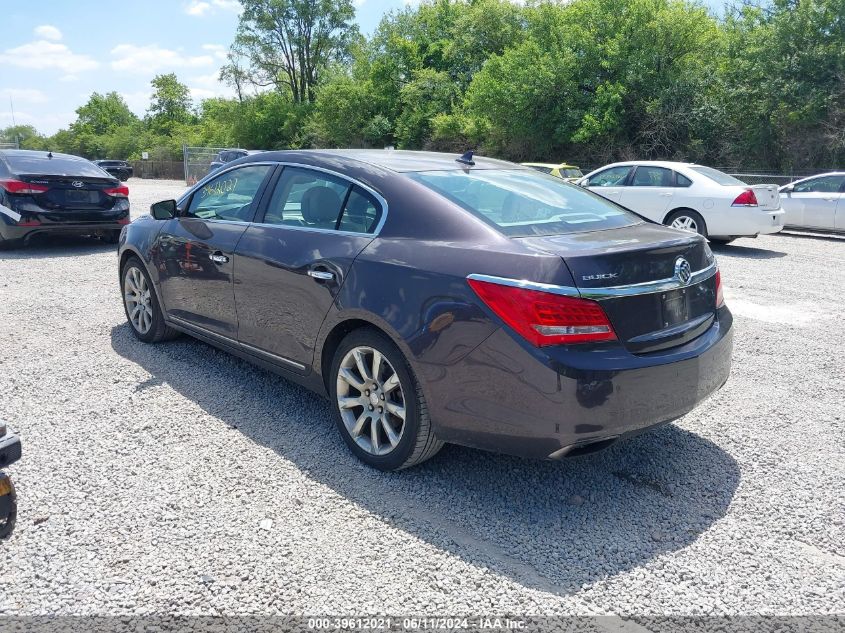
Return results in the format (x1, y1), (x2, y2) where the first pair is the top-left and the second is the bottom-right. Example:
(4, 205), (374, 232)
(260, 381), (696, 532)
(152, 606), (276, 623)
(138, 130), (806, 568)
(529, 158), (845, 236)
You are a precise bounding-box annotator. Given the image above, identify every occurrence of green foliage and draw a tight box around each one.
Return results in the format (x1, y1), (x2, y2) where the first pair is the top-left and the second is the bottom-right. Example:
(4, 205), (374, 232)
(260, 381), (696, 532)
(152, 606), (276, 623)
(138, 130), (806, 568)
(17, 0), (845, 171)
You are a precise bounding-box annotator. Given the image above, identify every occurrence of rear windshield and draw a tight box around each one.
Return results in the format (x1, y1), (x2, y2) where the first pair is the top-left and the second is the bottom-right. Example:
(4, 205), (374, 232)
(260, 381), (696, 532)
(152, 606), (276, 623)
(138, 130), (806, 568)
(561, 168), (583, 178)
(4, 153), (109, 178)
(409, 169), (641, 237)
(688, 165), (747, 186)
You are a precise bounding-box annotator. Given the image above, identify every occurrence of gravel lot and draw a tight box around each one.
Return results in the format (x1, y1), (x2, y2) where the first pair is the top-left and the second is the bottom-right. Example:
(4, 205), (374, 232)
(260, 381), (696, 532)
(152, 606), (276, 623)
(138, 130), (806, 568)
(0, 177), (842, 616)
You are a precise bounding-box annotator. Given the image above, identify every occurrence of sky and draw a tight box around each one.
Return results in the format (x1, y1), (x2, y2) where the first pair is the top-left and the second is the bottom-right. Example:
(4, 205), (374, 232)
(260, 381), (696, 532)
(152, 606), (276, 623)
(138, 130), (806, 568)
(0, 0), (727, 136)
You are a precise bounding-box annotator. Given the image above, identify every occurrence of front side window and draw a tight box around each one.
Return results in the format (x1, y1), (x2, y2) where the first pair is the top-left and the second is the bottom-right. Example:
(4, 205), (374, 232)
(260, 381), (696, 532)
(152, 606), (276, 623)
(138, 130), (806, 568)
(409, 169), (641, 237)
(185, 165), (272, 222)
(631, 166), (674, 187)
(793, 175), (845, 193)
(586, 166), (632, 187)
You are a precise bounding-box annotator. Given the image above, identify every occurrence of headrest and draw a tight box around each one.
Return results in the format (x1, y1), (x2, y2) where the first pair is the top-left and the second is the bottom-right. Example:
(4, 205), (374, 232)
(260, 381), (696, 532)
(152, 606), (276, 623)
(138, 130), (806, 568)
(301, 187), (341, 225)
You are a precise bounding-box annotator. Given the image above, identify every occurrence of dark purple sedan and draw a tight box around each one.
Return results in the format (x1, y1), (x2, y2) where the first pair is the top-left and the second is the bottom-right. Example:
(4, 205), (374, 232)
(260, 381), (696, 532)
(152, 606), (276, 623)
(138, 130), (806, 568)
(118, 150), (732, 471)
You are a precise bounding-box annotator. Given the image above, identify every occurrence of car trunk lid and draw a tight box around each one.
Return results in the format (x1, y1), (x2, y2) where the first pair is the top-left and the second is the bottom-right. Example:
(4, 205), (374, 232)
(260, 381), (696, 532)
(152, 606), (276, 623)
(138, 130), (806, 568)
(748, 184), (780, 210)
(20, 174), (120, 212)
(515, 223), (718, 353)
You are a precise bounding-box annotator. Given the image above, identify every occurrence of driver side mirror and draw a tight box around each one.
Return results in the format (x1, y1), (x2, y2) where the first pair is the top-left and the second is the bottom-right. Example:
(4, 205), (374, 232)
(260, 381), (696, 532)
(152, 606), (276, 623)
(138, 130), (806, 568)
(150, 199), (177, 220)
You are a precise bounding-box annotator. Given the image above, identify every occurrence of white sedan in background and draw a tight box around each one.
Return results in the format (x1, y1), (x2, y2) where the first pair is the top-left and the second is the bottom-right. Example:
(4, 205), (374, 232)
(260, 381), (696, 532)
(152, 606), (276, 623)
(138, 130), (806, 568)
(779, 172), (845, 232)
(577, 161), (785, 243)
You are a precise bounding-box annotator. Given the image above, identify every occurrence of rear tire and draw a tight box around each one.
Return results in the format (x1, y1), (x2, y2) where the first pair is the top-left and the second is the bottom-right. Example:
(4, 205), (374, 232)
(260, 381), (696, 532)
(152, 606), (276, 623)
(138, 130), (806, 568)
(329, 329), (443, 471)
(121, 256), (179, 343)
(665, 209), (708, 238)
(118, 171), (130, 182)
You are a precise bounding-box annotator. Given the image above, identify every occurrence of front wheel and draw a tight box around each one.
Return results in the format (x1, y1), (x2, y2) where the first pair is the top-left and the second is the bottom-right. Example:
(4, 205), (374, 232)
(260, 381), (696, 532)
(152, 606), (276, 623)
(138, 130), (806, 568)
(330, 329), (443, 471)
(665, 209), (708, 238)
(121, 257), (179, 343)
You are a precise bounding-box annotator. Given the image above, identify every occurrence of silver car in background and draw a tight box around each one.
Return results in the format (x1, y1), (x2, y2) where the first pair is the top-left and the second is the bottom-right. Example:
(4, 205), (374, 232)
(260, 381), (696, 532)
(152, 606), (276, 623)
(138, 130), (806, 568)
(780, 172), (845, 232)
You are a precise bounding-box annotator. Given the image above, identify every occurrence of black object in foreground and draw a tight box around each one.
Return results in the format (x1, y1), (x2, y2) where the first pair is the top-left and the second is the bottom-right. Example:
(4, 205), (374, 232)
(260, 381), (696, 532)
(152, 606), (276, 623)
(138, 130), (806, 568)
(0, 420), (21, 539)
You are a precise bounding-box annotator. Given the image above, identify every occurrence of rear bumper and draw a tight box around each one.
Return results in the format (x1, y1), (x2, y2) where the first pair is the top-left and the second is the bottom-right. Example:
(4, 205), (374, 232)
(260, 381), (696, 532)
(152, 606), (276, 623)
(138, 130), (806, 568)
(0, 432), (21, 468)
(421, 307), (733, 459)
(710, 207), (785, 238)
(0, 221), (126, 243)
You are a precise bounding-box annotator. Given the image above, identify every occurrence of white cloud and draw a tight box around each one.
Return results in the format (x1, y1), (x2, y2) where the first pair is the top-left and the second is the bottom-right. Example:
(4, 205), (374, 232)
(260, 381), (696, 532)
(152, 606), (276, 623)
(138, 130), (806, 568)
(0, 88), (48, 104)
(185, 0), (240, 15)
(202, 44), (228, 61)
(110, 44), (215, 74)
(188, 72), (234, 101)
(185, 0), (211, 15)
(34, 25), (62, 41)
(0, 110), (76, 134)
(0, 40), (99, 73)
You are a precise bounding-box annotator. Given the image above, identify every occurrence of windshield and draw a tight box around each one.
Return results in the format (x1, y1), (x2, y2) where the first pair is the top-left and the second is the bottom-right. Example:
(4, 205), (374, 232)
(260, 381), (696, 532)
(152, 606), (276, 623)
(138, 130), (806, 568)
(688, 165), (747, 186)
(409, 169), (641, 237)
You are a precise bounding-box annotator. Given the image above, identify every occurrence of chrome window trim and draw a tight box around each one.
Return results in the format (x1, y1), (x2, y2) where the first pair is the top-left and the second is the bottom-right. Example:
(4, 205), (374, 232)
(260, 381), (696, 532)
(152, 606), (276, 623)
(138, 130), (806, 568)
(178, 160), (389, 236)
(467, 261), (717, 301)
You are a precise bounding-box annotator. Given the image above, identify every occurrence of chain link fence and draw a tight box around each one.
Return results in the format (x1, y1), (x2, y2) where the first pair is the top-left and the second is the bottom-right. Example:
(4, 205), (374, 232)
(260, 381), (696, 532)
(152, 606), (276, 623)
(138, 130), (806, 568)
(183, 146), (232, 185)
(0, 141), (20, 150)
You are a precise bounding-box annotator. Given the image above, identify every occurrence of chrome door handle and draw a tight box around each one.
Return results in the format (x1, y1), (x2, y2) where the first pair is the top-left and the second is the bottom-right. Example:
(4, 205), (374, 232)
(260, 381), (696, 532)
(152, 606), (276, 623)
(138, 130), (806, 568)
(209, 253), (229, 264)
(308, 269), (334, 281)
(660, 192), (673, 197)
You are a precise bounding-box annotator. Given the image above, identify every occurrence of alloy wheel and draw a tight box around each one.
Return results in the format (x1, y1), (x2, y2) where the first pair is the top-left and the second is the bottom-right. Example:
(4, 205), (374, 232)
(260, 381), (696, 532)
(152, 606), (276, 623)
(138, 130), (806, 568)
(670, 215), (699, 233)
(335, 345), (406, 456)
(124, 266), (153, 334)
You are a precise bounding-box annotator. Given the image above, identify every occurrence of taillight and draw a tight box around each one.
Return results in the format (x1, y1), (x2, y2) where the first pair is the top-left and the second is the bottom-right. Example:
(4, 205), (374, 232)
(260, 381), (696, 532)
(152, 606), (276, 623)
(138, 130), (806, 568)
(17, 218), (41, 226)
(118, 217), (131, 225)
(0, 179), (49, 194)
(104, 185), (129, 198)
(715, 270), (725, 308)
(731, 189), (758, 207)
(467, 278), (617, 346)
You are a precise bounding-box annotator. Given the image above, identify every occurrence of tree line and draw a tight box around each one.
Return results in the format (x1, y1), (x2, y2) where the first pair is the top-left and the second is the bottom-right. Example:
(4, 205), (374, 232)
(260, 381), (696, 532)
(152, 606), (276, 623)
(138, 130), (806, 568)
(3, 0), (844, 171)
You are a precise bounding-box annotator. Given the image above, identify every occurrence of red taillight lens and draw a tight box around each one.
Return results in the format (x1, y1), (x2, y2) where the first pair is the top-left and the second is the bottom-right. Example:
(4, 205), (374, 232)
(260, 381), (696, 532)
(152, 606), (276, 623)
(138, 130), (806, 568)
(731, 189), (758, 207)
(0, 179), (49, 194)
(715, 269), (724, 308)
(468, 278), (617, 346)
(104, 185), (129, 198)
(118, 216), (131, 225)
(17, 218), (41, 226)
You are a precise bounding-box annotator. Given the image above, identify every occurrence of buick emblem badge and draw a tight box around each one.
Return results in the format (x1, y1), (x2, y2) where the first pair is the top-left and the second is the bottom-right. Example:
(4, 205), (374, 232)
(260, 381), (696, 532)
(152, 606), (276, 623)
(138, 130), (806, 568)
(674, 257), (692, 285)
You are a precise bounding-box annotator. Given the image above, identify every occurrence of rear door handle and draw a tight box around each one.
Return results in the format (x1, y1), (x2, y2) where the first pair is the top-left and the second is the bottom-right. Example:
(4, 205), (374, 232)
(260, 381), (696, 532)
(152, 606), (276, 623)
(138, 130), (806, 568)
(308, 269), (334, 281)
(209, 252), (229, 264)
(660, 192), (673, 197)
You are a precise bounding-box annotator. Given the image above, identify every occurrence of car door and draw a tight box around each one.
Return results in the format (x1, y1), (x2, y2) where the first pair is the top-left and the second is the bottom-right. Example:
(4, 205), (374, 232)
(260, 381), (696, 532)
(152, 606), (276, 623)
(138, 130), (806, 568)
(584, 165), (633, 206)
(618, 165), (676, 221)
(233, 165), (383, 371)
(153, 164), (274, 338)
(782, 175), (845, 230)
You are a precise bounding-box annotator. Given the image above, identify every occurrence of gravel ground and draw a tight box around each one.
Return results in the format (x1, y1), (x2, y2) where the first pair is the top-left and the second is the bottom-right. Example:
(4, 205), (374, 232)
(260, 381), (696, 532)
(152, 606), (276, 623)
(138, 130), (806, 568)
(0, 177), (842, 616)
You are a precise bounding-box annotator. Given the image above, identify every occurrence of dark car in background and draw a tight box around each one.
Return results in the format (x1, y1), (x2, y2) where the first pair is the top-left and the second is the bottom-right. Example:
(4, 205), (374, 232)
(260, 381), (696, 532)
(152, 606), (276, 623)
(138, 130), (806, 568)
(119, 150), (732, 471)
(93, 159), (133, 181)
(209, 149), (263, 174)
(0, 150), (130, 249)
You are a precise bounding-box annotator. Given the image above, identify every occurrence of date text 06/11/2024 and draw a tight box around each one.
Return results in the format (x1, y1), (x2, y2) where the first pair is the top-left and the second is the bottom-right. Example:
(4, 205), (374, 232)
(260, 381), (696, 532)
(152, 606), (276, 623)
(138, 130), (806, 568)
(307, 618), (527, 630)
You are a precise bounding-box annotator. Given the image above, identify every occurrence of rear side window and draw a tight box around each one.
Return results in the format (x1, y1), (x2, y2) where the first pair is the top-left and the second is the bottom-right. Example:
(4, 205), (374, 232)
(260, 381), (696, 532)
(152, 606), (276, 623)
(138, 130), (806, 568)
(263, 167), (350, 230)
(586, 166), (632, 187)
(4, 152), (108, 177)
(339, 186), (382, 233)
(688, 165), (747, 186)
(527, 165), (553, 174)
(409, 169), (641, 237)
(631, 166), (674, 187)
(561, 168), (583, 178)
(676, 173), (693, 187)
